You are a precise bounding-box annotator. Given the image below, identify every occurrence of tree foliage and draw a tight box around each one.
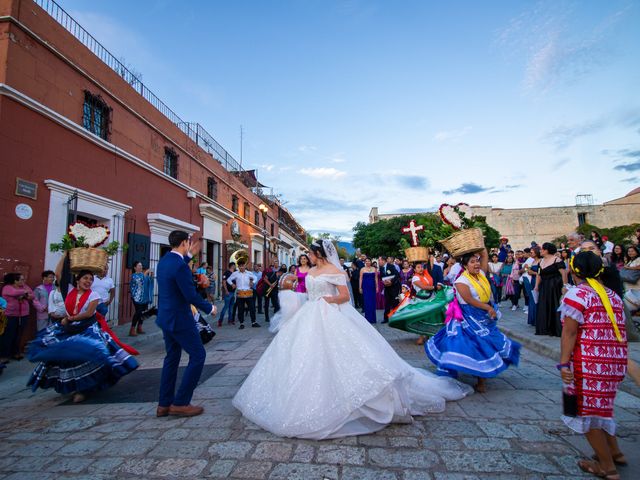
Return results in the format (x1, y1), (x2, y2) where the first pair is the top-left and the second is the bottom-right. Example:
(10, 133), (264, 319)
(312, 233), (349, 260)
(576, 222), (640, 246)
(352, 214), (501, 258)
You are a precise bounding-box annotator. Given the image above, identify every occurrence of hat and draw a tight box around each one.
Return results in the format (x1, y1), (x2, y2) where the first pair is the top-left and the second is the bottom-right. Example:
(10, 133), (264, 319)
(500, 236), (508, 241)
(602, 235), (608, 241)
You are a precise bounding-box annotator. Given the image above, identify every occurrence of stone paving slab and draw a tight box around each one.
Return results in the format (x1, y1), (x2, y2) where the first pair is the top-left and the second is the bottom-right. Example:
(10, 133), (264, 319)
(0, 308), (637, 478)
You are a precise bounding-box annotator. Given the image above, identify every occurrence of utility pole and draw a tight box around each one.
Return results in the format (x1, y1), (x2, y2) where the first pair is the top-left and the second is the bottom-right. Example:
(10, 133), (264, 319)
(240, 125), (243, 165)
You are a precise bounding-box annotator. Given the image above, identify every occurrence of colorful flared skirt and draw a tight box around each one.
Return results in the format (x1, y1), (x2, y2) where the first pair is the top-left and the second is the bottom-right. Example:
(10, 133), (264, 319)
(27, 322), (138, 394)
(425, 304), (520, 378)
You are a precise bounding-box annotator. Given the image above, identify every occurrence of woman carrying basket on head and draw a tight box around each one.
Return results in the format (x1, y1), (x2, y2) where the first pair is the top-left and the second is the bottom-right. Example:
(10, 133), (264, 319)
(425, 248), (521, 393)
(27, 269), (138, 403)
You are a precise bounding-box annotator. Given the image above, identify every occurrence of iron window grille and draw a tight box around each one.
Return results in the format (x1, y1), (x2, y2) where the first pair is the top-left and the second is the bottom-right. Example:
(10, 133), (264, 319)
(243, 202), (250, 221)
(163, 148), (178, 179)
(231, 195), (239, 214)
(207, 177), (218, 201)
(82, 91), (111, 140)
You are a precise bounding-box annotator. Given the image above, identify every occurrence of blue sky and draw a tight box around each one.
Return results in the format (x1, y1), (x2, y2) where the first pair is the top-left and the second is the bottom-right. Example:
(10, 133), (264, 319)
(58, 0), (640, 239)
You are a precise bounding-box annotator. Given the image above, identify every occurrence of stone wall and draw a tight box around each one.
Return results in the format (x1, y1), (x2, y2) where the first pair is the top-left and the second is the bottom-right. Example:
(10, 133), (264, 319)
(368, 192), (640, 249)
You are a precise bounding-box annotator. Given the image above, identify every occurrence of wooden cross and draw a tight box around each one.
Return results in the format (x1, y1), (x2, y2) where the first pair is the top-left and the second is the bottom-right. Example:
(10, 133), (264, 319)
(401, 219), (424, 247)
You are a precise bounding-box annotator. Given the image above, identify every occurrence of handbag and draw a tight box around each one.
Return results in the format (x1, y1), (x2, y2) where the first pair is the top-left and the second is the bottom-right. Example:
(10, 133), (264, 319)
(0, 311), (7, 336)
(196, 317), (216, 344)
(619, 268), (640, 284)
(197, 273), (210, 289)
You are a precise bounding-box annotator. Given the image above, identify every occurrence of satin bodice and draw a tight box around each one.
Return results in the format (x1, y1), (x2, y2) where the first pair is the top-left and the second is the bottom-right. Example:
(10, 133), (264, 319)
(295, 269), (308, 293)
(305, 274), (347, 301)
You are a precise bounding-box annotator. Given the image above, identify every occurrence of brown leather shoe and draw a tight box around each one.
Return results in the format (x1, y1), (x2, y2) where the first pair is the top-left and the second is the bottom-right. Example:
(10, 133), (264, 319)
(156, 406), (170, 417)
(168, 404), (204, 417)
(137, 325), (145, 334)
(129, 327), (137, 337)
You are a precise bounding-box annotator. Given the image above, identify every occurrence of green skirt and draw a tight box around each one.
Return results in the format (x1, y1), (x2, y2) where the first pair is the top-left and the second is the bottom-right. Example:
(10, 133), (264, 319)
(388, 287), (453, 337)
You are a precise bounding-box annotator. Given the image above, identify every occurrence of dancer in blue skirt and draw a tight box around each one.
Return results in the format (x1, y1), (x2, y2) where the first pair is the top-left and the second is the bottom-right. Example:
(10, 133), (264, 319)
(426, 248), (520, 392)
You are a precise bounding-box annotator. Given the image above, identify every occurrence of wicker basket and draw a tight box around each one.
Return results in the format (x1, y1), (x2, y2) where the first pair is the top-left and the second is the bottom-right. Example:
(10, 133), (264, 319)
(404, 246), (429, 262)
(68, 247), (108, 273)
(441, 228), (485, 257)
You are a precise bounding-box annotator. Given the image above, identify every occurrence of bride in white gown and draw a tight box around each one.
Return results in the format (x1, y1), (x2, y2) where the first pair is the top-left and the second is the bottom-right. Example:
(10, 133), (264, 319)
(232, 239), (472, 440)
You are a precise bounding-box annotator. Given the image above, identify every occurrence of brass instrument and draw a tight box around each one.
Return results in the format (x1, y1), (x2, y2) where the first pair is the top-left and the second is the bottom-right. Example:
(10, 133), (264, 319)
(229, 248), (249, 266)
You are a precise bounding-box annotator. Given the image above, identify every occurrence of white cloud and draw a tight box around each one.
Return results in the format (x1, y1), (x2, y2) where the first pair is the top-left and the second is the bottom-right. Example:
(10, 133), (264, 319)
(256, 164), (275, 172)
(330, 156), (346, 163)
(69, 10), (152, 70)
(496, 2), (628, 92)
(298, 167), (346, 179)
(433, 126), (472, 142)
(298, 145), (317, 153)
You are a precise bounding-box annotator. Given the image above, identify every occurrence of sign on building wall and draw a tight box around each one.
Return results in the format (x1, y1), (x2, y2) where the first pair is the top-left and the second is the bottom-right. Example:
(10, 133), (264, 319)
(16, 178), (38, 199)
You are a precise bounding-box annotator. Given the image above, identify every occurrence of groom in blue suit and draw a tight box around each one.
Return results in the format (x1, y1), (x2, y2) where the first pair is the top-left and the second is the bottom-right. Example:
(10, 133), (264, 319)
(156, 230), (215, 417)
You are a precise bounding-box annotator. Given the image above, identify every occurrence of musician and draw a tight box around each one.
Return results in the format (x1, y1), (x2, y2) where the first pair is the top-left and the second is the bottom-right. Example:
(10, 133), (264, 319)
(264, 265), (287, 323)
(226, 260), (260, 329)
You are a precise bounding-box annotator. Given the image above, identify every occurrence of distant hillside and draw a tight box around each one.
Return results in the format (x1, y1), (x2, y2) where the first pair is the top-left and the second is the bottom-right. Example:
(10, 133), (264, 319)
(337, 241), (356, 256)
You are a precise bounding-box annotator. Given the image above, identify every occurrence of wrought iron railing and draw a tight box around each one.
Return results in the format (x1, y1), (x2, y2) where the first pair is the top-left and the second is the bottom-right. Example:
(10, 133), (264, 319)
(184, 123), (243, 172)
(32, 0), (243, 173)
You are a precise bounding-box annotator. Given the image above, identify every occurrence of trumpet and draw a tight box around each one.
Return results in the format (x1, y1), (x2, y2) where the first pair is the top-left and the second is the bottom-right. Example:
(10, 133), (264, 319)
(265, 284), (275, 297)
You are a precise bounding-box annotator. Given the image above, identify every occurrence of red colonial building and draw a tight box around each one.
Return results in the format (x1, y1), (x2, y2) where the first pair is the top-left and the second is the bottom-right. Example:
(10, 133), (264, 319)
(0, 0), (307, 323)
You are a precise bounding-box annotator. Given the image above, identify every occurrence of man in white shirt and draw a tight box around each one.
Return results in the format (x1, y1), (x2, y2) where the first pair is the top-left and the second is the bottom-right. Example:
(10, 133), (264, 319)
(602, 235), (614, 254)
(227, 261), (259, 329)
(92, 263), (115, 317)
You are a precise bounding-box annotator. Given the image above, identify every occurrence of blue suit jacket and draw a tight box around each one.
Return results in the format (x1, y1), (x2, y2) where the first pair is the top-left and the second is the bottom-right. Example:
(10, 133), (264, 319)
(156, 251), (212, 332)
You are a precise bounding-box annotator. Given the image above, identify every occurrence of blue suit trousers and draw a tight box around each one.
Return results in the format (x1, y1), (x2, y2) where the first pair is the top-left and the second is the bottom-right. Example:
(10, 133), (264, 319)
(158, 326), (206, 407)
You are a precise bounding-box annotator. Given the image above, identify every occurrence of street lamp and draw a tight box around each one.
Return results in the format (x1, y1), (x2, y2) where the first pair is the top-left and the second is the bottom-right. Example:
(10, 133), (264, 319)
(258, 203), (268, 267)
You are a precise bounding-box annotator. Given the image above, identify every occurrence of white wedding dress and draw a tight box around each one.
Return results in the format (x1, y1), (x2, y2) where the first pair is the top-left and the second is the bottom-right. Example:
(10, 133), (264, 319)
(232, 273), (473, 439)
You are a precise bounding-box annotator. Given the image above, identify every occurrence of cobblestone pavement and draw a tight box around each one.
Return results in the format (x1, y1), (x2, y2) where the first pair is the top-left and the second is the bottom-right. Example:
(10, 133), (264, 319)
(0, 306), (638, 479)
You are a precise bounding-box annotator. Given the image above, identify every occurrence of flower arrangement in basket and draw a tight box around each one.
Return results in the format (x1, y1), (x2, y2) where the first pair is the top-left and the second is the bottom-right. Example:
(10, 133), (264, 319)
(438, 203), (485, 257)
(50, 222), (124, 273)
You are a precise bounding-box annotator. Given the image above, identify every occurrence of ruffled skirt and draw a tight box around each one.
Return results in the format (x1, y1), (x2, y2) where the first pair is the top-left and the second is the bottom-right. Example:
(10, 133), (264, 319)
(27, 322), (138, 394)
(425, 304), (520, 378)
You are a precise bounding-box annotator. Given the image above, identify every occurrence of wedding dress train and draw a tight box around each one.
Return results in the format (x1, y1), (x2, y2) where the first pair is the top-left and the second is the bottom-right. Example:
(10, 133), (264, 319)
(232, 273), (472, 439)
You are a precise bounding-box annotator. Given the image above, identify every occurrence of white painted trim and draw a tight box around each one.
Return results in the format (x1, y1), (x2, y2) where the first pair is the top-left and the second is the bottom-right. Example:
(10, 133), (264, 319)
(43, 181), (126, 324)
(147, 213), (200, 245)
(44, 179), (132, 212)
(0, 83), (230, 210)
(198, 202), (234, 223)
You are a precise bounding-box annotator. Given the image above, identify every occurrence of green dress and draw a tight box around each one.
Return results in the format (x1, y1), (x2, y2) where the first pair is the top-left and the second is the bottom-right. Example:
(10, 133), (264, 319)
(388, 287), (454, 337)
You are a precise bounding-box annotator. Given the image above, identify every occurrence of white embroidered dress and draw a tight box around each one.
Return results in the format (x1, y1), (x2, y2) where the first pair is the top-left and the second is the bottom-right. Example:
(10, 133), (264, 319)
(232, 273), (472, 439)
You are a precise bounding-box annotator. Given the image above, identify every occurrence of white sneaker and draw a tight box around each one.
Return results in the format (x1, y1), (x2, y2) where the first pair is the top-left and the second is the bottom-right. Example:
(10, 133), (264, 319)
(523, 308), (528, 314)
(511, 305), (517, 311)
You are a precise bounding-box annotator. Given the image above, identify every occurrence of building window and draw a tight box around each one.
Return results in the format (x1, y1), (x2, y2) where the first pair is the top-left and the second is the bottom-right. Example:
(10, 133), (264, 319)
(231, 195), (239, 214)
(577, 212), (587, 226)
(270, 223), (275, 236)
(163, 148), (178, 179)
(82, 91), (111, 140)
(243, 202), (250, 221)
(254, 211), (260, 226)
(207, 177), (218, 201)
